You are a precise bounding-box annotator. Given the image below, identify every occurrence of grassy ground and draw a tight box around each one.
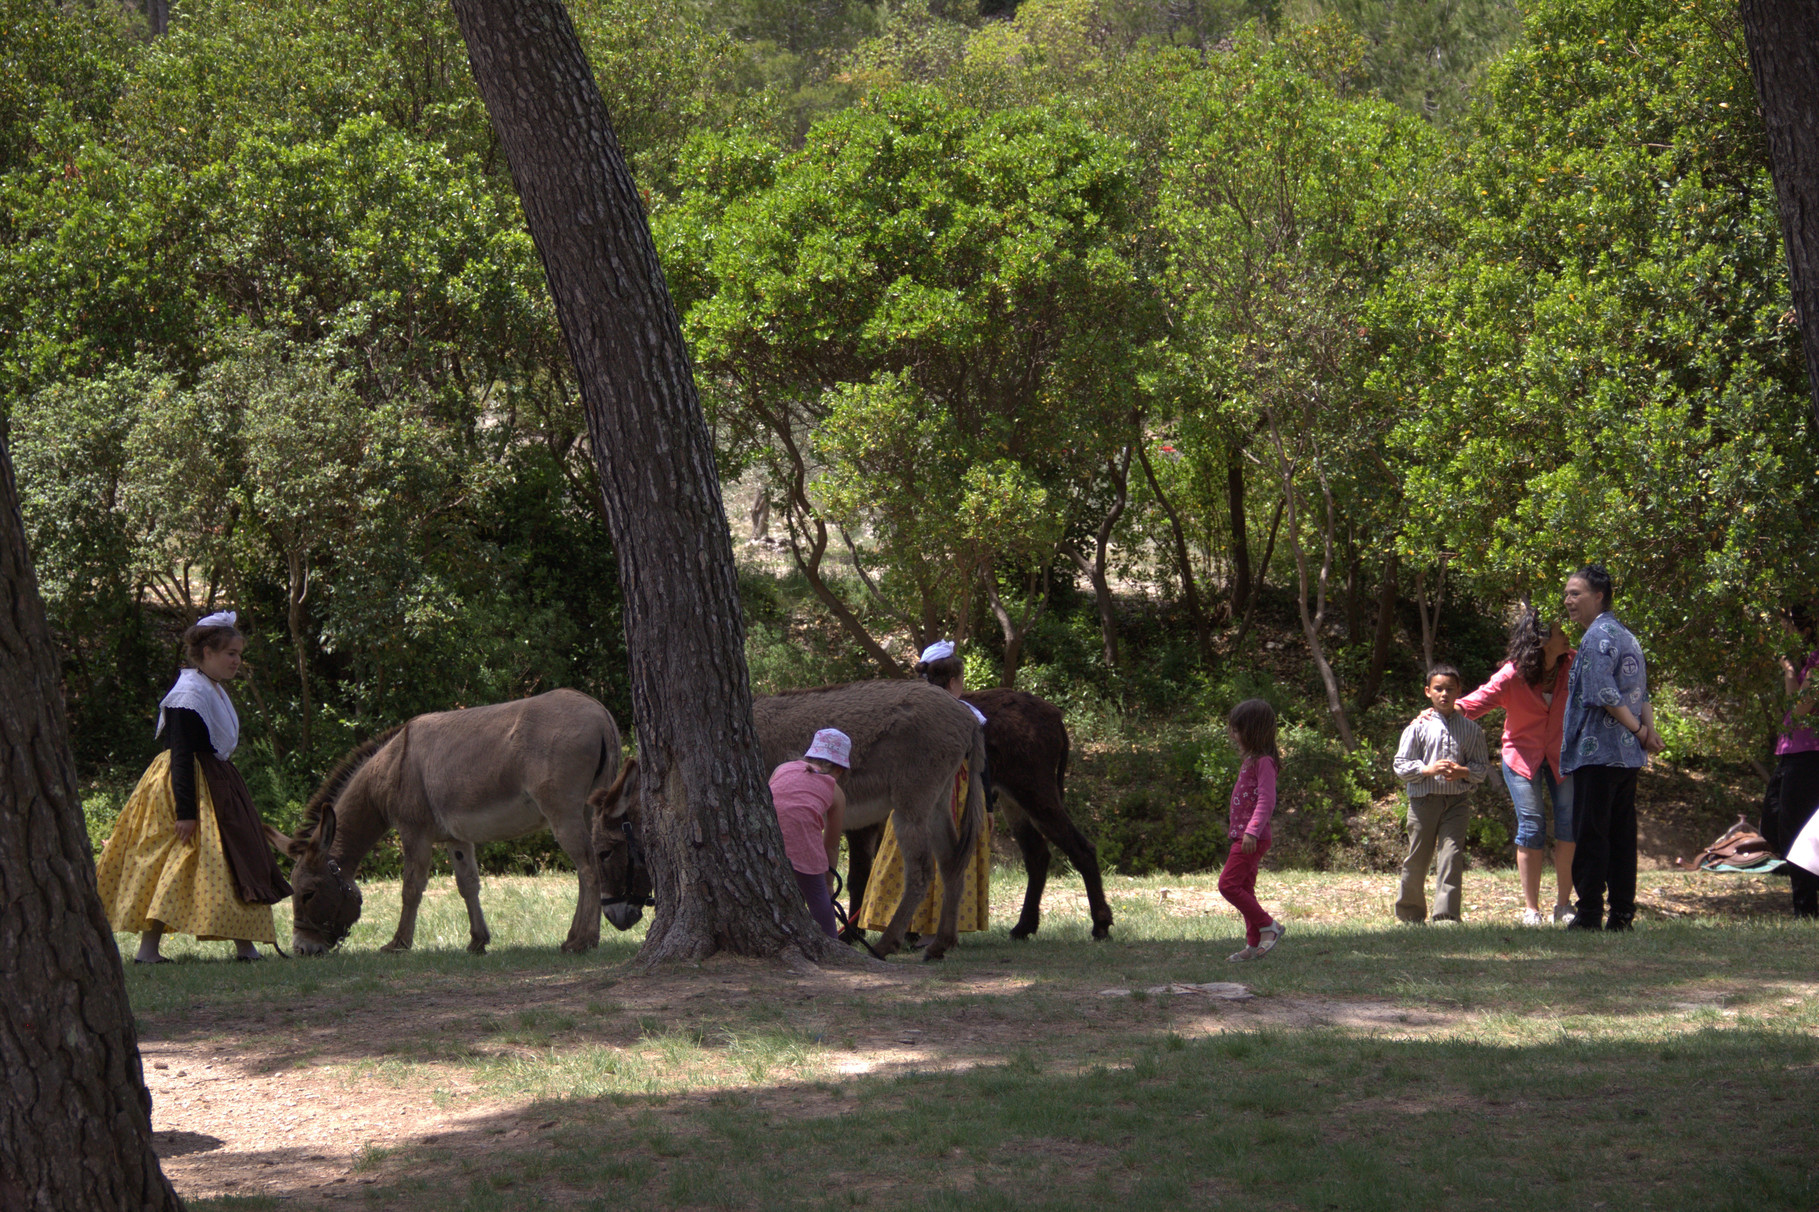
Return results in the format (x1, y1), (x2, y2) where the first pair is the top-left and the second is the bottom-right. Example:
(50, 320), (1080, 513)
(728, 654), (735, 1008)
(133, 867), (1819, 1212)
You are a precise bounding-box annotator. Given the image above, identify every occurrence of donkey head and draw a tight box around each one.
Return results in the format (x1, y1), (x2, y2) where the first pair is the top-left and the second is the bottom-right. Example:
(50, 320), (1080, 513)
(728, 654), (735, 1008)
(286, 806), (363, 954)
(591, 758), (652, 931)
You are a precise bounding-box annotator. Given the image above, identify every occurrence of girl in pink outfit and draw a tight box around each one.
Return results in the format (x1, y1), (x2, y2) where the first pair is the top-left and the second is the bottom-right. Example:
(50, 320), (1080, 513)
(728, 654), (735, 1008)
(1453, 609), (1576, 926)
(1221, 698), (1285, 961)
(768, 728), (851, 938)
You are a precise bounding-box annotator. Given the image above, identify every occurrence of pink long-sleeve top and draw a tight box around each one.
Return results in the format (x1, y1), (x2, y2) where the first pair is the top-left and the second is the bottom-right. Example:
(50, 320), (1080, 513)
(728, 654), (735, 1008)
(1228, 755), (1278, 843)
(1456, 654), (1574, 781)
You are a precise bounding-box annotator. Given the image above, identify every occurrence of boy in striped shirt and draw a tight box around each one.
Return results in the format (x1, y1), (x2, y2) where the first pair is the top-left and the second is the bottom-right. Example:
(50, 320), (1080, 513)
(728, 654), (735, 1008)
(1392, 664), (1490, 923)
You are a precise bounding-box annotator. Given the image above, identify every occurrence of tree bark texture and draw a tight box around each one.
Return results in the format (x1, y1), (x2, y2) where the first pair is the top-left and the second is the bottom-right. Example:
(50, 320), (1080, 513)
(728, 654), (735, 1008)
(450, 0), (843, 964)
(1226, 442), (1251, 620)
(1228, 496), (1282, 656)
(0, 430), (184, 1210)
(1355, 553), (1399, 710)
(1137, 442), (1212, 666)
(1740, 0), (1819, 429)
(1067, 447), (1132, 669)
(1262, 411), (1356, 750)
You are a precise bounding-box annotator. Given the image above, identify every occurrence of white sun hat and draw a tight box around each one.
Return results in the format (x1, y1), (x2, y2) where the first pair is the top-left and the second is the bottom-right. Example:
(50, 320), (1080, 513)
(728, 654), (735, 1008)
(804, 728), (852, 769)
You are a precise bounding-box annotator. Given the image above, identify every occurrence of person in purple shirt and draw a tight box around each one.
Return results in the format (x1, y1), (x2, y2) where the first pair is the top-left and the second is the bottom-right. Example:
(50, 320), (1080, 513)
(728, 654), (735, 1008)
(1560, 565), (1664, 932)
(1221, 698), (1286, 962)
(1763, 606), (1819, 918)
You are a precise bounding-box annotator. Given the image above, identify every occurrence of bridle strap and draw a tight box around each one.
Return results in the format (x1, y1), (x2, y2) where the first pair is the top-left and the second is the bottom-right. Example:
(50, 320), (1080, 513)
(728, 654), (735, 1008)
(601, 820), (656, 910)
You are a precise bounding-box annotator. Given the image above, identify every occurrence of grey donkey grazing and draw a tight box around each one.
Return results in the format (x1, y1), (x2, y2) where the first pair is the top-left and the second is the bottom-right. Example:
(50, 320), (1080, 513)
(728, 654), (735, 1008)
(283, 689), (622, 955)
(596, 680), (986, 960)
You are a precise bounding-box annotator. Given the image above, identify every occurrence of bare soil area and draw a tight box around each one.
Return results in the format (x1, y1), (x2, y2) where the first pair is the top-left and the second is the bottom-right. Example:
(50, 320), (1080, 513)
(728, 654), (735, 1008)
(144, 951), (1486, 1205)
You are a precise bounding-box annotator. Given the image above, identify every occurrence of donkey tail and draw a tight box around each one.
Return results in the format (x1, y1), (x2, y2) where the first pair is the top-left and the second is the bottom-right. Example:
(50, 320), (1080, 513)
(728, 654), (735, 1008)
(956, 726), (987, 865)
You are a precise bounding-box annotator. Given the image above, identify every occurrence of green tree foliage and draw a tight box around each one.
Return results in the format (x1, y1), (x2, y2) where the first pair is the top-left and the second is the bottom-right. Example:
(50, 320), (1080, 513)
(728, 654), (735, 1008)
(659, 88), (1150, 678)
(0, 0), (750, 781)
(0, 0), (139, 178)
(1300, 0), (1523, 123)
(1157, 24), (1441, 744)
(1387, 0), (1819, 742)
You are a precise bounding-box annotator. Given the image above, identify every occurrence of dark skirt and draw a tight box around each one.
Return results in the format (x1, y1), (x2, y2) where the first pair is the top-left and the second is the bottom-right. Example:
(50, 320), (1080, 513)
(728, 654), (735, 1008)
(198, 753), (292, 905)
(1762, 750), (1819, 856)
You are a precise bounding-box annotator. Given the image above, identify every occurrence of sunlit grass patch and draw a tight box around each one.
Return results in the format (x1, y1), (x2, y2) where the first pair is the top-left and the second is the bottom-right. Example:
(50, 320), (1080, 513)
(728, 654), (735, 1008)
(133, 867), (1818, 1211)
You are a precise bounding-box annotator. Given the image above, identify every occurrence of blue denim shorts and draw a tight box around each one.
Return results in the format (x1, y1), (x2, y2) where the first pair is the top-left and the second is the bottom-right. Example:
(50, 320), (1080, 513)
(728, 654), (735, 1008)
(1502, 762), (1574, 849)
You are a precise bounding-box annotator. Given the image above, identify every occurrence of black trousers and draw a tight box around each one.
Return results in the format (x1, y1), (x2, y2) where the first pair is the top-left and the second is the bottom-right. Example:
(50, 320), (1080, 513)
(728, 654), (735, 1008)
(1572, 765), (1639, 928)
(1764, 751), (1819, 918)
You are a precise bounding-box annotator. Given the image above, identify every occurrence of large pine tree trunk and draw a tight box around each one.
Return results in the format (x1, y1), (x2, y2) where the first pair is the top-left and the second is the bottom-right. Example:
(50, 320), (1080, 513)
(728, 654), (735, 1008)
(1740, 1), (1819, 429)
(0, 432), (184, 1209)
(450, 0), (844, 964)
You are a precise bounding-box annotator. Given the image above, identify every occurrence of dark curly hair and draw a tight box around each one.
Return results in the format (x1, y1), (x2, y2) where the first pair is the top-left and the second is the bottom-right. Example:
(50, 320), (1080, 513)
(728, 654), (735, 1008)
(1506, 608), (1555, 688)
(1571, 564), (1614, 614)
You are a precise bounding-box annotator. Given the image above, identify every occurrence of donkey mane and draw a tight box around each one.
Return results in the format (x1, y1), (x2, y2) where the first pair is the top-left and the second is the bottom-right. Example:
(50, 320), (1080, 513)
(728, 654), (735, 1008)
(302, 723), (406, 831)
(767, 678), (910, 698)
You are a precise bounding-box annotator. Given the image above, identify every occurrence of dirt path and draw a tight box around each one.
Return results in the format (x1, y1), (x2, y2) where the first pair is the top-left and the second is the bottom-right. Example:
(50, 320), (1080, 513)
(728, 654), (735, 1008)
(144, 953), (1481, 1204)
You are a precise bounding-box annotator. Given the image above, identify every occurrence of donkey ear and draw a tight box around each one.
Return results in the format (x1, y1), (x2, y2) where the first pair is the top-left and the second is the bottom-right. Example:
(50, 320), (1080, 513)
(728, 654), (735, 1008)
(589, 757), (637, 825)
(316, 804), (338, 852)
(263, 822), (295, 855)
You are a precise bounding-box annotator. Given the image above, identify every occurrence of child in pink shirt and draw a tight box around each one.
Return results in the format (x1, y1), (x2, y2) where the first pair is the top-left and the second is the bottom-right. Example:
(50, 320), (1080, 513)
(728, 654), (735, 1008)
(768, 728), (851, 938)
(1221, 698), (1285, 961)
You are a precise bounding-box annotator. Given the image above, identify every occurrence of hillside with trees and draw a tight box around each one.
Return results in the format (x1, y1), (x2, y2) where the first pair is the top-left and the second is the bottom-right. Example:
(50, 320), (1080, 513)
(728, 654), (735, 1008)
(3, 0), (1812, 874)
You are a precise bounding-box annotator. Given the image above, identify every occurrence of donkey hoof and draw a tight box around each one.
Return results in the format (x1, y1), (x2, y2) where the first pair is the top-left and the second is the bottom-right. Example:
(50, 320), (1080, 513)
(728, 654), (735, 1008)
(1009, 925), (1037, 941)
(920, 948), (947, 963)
(379, 941), (411, 954)
(560, 936), (597, 954)
(467, 940), (489, 955)
(1092, 926), (1112, 941)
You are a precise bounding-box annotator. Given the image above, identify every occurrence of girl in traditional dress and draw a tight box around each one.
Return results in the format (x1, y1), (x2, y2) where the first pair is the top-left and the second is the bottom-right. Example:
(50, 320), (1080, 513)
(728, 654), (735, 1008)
(96, 612), (292, 963)
(855, 640), (992, 938)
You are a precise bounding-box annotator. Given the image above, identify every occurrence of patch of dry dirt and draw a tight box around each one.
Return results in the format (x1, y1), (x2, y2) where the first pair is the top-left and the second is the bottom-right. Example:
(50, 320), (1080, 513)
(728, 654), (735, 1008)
(143, 954), (1484, 1205)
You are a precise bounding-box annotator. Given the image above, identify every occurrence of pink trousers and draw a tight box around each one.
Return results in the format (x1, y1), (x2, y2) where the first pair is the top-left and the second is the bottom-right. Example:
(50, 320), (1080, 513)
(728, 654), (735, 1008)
(1218, 837), (1274, 946)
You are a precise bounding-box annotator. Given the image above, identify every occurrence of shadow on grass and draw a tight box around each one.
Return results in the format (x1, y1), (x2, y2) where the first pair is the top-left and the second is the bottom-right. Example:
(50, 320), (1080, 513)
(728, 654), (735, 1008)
(192, 1023), (1819, 1212)
(132, 917), (1819, 1067)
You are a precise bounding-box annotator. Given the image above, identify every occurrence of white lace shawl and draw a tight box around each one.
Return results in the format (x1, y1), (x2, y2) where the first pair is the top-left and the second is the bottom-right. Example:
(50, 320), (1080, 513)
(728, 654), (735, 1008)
(155, 668), (240, 759)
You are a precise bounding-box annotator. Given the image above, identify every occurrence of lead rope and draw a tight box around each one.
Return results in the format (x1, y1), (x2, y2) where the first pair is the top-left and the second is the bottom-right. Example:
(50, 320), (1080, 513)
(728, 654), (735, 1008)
(827, 870), (888, 960)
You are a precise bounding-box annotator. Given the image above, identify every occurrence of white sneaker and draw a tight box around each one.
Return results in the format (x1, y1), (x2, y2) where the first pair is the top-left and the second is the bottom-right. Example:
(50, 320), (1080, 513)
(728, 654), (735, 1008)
(1520, 909), (1548, 927)
(1552, 904), (1575, 924)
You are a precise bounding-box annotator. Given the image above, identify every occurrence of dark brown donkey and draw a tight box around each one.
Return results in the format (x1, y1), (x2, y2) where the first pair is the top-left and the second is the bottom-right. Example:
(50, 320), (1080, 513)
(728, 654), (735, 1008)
(965, 687), (1113, 941)
(839, 688), (1113, 942)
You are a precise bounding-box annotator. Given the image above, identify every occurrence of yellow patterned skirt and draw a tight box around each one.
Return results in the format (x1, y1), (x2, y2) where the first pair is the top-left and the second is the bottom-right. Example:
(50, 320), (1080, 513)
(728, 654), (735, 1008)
(856, 761), (990, 934)
(95, 752), (277, 944)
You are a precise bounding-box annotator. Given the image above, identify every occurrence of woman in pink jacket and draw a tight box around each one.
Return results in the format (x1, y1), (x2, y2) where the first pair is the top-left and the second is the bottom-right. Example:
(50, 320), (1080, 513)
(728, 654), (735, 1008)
(1455, 609), (1576, 926)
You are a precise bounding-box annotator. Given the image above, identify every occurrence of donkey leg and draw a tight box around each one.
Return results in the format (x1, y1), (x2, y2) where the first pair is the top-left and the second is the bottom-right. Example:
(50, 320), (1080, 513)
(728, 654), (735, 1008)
(1008, 810), (1051, 942)
(877, 842), (935, 958)
(383, 835), (435, 952)
(548, 811), (600, 954)
(446, 843), (492, 955)
(1038, 811), (1113, 941)
(841, 824), (882, 943)
(924, 825), (974, 962)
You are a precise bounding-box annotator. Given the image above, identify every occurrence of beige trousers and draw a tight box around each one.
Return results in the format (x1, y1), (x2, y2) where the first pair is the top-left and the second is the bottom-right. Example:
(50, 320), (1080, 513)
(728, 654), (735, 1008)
(1396, 792), (1471, 922)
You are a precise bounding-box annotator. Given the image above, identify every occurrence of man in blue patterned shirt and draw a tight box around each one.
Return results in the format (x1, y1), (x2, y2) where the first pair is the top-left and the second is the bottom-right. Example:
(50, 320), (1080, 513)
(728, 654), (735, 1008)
(1559, 565), (1665, 931)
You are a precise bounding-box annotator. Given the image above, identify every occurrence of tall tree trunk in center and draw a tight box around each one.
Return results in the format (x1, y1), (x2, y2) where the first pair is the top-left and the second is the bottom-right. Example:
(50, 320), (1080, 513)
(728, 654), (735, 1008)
(0, 432), (184, 1210)
(450, 0), (844, 964)
(1739, 0), (1819, 429)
